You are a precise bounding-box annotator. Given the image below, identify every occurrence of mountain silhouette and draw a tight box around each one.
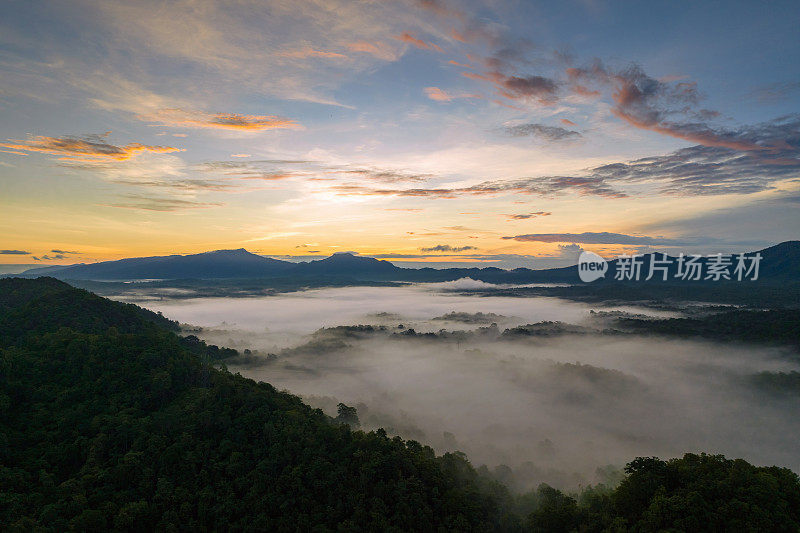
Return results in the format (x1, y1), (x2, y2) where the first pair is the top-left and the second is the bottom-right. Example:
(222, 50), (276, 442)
(15, 241), (800, 283)
(20, 249), (294, 280)
(295, 253), (400, 277)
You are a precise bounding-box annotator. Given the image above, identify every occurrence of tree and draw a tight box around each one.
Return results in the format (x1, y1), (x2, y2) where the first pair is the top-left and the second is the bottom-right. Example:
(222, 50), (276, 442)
(336, 402), (360, 427)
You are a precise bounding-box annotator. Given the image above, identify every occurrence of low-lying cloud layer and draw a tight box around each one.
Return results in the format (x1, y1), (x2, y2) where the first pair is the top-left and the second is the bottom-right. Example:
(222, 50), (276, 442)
(142, 286), (800, 490)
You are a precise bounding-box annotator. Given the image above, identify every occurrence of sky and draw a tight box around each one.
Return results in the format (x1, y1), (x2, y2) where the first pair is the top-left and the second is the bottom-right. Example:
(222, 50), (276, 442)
(0, 0), (798, 269)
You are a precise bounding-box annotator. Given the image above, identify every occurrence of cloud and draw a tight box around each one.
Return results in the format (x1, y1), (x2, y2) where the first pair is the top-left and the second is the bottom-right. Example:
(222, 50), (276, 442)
(218, 115), (797, 203)
(333, 167), (432, 183)
(566, 61), (769, 151)
(424, 87), (481, 102)
(61, 152), (246, 199)
(636, 190), (800, 250)
(330, 175), (626, 199)
(556, 243), (585, 263)
(346, 41), (399, 61)
(231, 153), (252, 158)
(104, 194), (224, 211)
(412, 0), (501, 46)
(413, 0), (466, 22)
(443, 225), (483, 232)
(558, 243), (584, 253)
(0, 250), (30, 255)
(501, 232), (684, 245)
(343, 116), (796, 200)
(450, 29), (786, 153)
(395, 32), (443, 53)
(447, 59), (473, 68)
(503, 123), (581, 141)
(464, 71), (560, 105)
(238, 172), (299, 181)
(279, 47), (347, 59)
(0, 134), (182, 162)
(500, 75), (560, 103)
(111, 177), (238, 192)
(206, 159), (431, 184)
(505, 233), (766, 248)
(776, 191), (800, 204)
(209, 113), (799, 202)
(504, 212), (552, 220)
(560, 118), (577, 126)
(331, 185), (461, 199)
(586, 115), (800, 195)
(420, 244), (478, 252)
(33, 251), (79, 260)
(748, 81), (800, 104)
(67, 0), (426, 107)
(140, 108), (300, 131)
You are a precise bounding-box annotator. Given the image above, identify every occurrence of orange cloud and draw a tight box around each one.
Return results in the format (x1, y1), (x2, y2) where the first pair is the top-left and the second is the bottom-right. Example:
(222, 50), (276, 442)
(461, 71), (495, 83)
(415, 0), (466, 21)
(572, 84), (601, 98)
(239, 172), (299, 181)
(141, 108), (300, 131)
(395, 32), (443, 53)
(447, 59), (472, 68)
(425, 87), (453, 101)
(0, 135), (182, 162)
(449, 29), (468, 42)
(491, 99), (526, 111)
(280, 47), (347, 59)
(560, 118), (577, 126)
(424, 86), (481, 102)
(346, 41), (398, 61)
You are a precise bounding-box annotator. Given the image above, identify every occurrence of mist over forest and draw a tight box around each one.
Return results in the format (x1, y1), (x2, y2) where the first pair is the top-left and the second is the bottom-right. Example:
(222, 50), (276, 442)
(139, 282), (800, 492)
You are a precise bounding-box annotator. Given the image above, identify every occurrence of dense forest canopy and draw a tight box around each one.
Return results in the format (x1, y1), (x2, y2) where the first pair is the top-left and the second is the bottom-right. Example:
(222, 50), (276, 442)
(1, 278), (798, 531)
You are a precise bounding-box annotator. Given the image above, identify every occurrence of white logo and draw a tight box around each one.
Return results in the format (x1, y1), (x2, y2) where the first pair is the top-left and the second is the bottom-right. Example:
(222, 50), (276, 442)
(578, 251), (607, 282)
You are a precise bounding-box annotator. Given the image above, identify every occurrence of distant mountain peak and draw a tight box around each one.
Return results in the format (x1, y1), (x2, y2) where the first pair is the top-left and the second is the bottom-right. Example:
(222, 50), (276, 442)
(201, 248), (254, 256)
(323, 252), (370, 261)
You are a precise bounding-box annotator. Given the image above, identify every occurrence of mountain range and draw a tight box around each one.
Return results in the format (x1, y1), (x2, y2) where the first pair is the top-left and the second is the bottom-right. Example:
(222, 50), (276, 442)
(15, 241), (800, 283)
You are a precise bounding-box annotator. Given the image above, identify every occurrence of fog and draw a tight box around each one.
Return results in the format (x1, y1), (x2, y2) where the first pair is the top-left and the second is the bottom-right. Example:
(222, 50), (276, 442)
(147, 283), (678, 343)
(140, 282), (800, 490)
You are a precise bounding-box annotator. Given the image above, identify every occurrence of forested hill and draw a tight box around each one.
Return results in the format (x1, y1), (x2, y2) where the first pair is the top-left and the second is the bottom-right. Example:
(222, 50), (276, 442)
(0, 276), (179, 343)
(2, 278), (799, 531)
(0, 277), (517, 531)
